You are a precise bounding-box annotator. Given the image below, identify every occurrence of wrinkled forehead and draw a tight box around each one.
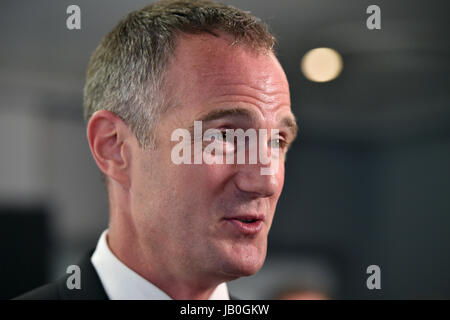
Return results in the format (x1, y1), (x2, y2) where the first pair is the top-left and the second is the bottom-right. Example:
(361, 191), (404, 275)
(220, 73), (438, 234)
(165, 32), (290, 104)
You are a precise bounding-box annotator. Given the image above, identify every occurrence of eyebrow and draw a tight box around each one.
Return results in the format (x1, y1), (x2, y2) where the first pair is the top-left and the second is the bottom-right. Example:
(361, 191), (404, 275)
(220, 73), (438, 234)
(280, 115), (299, 142)
(197, 107), (255, 123)
(192, 107), (299, 141)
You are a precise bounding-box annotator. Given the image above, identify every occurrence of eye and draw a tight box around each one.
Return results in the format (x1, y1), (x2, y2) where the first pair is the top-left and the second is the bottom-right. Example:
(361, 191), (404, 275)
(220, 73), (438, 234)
(204, 129), (235, 146)
(219, 130), (229, 141)
(269, 137), (287, 150)
(204, 129), (236, 154)
(208, 130), (228, 142)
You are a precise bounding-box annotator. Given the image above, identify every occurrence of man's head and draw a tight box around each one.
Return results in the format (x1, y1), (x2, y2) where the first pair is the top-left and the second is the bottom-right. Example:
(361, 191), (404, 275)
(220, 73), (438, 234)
(85, 0), (297, 294)
(84, 0), (276, 150)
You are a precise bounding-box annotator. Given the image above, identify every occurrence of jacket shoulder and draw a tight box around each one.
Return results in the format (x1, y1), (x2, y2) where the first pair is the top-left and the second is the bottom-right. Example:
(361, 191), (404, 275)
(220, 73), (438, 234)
(13, 249), (108, 300)
(14, 281), (60, 300)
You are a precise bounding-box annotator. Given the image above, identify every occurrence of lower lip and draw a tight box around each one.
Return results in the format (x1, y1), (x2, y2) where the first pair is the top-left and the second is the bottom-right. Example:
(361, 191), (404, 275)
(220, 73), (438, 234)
(223, 219), (263, 235)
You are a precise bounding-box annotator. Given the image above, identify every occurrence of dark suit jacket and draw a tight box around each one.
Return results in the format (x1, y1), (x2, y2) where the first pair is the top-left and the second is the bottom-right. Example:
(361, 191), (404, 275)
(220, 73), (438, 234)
(14, 250), (238, 300)
(14, 250), (108, 300)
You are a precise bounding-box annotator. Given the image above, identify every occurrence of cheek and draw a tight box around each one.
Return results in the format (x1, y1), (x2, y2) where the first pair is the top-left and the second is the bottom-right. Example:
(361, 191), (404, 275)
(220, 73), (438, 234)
(159, 162), (234, 220)
(268, 163), (285, 214)
(275, 161), (285, 194)
(183, 162), (234, 192)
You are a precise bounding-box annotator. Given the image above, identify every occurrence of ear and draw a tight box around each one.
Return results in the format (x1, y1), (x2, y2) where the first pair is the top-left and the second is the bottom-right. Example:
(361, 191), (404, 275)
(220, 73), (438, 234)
(86, 110), (133, 188)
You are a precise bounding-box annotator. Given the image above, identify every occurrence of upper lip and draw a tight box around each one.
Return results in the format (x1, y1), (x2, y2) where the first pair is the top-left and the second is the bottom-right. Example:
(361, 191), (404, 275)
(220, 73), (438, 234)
(224, 214), (265, 222)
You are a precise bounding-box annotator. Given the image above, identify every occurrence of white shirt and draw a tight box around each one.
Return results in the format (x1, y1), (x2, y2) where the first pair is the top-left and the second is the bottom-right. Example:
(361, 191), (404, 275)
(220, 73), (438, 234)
(91, 230), (230, 300)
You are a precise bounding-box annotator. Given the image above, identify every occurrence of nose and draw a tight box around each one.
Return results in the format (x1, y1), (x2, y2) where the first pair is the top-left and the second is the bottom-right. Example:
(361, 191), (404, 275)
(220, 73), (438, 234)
(233, 162), (282, 199)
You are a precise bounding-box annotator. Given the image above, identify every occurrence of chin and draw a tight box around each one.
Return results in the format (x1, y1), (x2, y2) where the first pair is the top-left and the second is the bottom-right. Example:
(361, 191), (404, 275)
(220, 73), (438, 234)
(220, 242), (267, 278)
(234, 260), (265, 277)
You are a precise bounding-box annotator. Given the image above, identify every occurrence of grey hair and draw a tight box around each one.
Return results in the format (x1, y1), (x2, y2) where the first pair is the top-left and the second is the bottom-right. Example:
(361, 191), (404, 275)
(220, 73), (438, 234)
(83, 0), (276, 150)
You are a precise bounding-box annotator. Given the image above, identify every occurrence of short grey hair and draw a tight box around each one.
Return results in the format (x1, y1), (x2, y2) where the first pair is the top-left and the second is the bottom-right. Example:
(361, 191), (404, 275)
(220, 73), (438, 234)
(83, 0), (276, 149)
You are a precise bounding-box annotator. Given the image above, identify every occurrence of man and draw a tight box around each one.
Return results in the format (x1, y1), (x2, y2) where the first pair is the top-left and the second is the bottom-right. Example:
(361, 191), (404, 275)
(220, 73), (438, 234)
(17, 0), (297, 300)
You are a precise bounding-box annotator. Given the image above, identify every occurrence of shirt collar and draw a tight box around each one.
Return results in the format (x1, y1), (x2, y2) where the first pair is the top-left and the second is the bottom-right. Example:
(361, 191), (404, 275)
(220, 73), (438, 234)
(91, 229), (230, 300)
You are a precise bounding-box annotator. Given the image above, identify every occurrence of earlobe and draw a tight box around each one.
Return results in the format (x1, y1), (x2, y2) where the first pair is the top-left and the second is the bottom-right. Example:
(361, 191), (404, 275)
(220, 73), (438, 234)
(87, 110), (131, 187)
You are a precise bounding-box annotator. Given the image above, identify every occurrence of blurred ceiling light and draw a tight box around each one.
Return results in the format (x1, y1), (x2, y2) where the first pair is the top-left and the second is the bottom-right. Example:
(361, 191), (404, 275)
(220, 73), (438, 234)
(301, 47), (343, 83)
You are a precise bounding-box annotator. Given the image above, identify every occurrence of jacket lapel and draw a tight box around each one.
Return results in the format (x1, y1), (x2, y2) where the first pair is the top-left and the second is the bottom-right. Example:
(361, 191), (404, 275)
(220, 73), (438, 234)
(57, 249), (108, 300)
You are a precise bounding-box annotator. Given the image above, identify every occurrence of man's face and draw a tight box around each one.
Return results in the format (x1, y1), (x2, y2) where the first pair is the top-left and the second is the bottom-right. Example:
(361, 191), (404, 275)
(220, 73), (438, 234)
(129, 33), (296, 283)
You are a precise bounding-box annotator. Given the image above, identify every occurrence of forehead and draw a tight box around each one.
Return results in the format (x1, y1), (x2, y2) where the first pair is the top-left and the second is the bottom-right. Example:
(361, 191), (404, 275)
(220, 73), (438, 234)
(165, 32), (290, 114)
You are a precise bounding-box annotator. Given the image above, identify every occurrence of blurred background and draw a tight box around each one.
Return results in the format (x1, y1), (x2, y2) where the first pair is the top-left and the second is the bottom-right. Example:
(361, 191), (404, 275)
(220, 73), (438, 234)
(1, 0), (449, 299)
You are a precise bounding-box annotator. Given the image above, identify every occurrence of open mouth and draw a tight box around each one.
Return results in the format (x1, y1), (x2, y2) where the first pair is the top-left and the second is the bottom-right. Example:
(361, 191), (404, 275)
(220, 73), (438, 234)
(223, 216), (264, 235)
(237, 218), (258, 223)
